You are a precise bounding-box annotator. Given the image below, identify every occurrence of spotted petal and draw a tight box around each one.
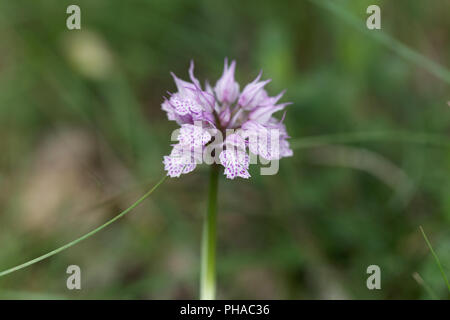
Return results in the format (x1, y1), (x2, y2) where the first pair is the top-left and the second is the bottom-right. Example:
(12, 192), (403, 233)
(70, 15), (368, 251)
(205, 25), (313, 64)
(219, 149), (250, 179)
(177, 124), (212, 148)
(169, 93), (203, 116)
(163, 144), (198, 178)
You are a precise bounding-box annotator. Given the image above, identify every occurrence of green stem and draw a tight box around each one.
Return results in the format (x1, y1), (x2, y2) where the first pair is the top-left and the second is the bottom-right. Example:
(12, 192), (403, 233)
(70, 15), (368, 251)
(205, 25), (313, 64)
(200, 164), (220, 300)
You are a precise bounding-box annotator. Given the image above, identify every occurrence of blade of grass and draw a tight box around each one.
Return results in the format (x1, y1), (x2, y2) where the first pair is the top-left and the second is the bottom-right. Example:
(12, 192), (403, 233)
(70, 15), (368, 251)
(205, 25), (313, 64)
(291, 131), (450, 150)
(419, 226), (450, 292)
(412, 272), (439, 299)
(306, 144), (414, 201)
(309, 0), (450, 84)
(0, 290), (67, 300)
(0, 174), (168, 278)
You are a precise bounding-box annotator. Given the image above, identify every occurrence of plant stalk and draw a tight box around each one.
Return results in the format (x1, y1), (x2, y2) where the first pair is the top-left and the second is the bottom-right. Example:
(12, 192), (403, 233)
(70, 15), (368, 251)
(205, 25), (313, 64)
(200, 164), (220, 300)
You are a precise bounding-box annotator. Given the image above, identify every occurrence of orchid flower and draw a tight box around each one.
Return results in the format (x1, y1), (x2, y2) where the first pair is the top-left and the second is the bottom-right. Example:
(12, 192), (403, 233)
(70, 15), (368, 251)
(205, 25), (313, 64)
(162, 59), (293, 179)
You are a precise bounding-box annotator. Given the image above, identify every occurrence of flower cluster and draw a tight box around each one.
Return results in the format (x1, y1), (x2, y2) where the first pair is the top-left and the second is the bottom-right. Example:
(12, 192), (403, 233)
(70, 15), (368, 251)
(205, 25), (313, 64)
(162, 59), (293, 179)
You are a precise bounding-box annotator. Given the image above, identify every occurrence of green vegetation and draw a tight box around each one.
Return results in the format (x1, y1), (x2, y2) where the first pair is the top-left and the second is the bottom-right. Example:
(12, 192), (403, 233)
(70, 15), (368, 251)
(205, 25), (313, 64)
(0, 0), (449, 299)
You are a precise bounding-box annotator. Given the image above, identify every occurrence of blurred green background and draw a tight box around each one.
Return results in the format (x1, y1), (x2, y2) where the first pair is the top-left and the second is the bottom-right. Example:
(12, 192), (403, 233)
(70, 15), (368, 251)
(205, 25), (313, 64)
(0, 0), (449, 299)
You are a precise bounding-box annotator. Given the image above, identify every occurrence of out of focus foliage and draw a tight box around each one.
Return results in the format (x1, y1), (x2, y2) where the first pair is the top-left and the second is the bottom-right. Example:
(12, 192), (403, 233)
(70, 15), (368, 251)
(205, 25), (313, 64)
(0, 0), (449, 299)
